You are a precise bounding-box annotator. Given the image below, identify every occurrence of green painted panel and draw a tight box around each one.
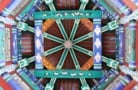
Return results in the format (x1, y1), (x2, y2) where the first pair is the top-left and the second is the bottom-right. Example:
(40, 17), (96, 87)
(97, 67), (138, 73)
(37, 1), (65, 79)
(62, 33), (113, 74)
(33, 10), (102, 19)
(34, 70), (102, 78)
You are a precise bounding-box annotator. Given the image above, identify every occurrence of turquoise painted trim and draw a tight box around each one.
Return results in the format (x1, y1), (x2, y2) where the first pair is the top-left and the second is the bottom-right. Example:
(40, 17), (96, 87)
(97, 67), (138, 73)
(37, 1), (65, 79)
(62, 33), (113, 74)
(34, 70), (102, 78)
(33, 10), (102, 19)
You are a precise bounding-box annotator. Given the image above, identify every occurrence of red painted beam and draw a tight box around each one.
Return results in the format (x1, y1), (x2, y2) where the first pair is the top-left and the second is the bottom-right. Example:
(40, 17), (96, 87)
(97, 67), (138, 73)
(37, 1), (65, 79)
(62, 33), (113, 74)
(0, 0), (11, 12)
(122, 0), (138, 11)
(123, 80), (138, 90)
(0, 77), (13, 90)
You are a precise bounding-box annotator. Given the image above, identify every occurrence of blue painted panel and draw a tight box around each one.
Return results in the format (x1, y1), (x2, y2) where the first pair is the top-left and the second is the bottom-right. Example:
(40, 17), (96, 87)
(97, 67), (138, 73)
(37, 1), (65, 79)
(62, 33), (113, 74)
(35, 20), (44, 69)
(93, 19), (102, 70)
(12, 27), (18, 63)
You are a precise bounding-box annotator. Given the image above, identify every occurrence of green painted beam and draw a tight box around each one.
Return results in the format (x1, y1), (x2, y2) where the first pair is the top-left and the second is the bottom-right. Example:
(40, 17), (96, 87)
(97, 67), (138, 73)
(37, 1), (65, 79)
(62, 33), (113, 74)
(102, 26), (109, 32)
(80, 0), (89, 4)
(45, 49), (68, 90)
(45, 1), (68, 40)
(73, 45), (93, 56)
(33, 10), (102, 20)
(43, 33), (64, 44)
(17, 22), (31, 31)
(44, 0), (53, 5)
(73, 20), (119, 44)
(18, 56), (35, 68)
(98, 0), (115, 14)
(19, 0), (35, 19)
(73, 32), (93, 44)
(56, 49), (69, 69)
(43, 45), (64, 56)
(34, 70), (102, 78)
(69, 1), (88, 40)
(69, 48), (90, 89)
(73, 46), (119, 69)
(102, 56), (119, 69)
(18, 58), (29, 68)
(27, 56), (35, 63)
(69, 19), (80, 40)
(69, 48), (80, 69)
(56, 20), (68, 40)
(102, 20), (119, 32)
(17, 21), (34, 33)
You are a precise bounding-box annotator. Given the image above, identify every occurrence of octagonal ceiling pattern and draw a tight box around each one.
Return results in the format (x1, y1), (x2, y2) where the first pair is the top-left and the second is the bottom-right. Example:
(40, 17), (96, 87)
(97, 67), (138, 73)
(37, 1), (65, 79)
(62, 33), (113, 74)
(0, 0), (138, 90)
